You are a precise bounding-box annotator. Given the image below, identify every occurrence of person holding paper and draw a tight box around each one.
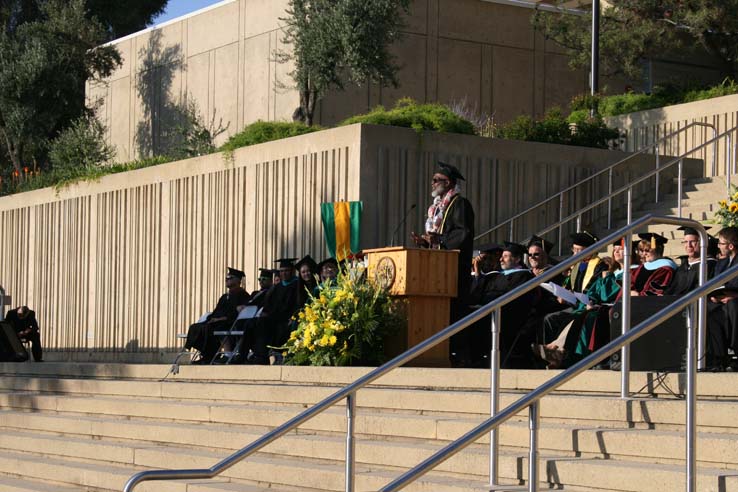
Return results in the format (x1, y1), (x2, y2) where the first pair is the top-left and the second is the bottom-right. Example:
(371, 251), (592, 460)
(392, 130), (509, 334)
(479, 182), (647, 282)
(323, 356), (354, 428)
(705, 227), (738, 370)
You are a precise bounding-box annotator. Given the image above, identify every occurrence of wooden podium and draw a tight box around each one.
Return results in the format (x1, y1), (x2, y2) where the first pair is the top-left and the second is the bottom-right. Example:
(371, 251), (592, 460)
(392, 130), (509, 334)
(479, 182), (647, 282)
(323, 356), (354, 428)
(365, 247), (458, 367)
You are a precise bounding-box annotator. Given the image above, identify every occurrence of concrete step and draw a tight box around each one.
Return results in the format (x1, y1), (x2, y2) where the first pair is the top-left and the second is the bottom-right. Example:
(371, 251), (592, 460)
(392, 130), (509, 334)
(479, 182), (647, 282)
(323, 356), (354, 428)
(0, 475), (82, 492)
(632, 205), (716, 221)
(4, 408), (738, 470)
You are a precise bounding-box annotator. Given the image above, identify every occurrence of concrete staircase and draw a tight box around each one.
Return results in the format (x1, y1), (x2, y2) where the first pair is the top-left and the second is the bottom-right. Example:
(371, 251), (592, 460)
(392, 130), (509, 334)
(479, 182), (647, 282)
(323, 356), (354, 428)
(0, 363), (738, 491)
(611, 176), (728, 258)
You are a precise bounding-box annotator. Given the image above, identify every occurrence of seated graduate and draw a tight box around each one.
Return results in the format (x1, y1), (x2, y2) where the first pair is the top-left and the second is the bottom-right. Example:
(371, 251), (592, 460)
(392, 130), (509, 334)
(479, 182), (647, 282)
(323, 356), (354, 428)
(247, 268), (275, 308)
(4, 306), (43, 362)
(184, 267), (250, 364)
(629, 233), (676, 296)
(705, 226), (738, 371)
(469, 243), (503, 304)
(295, 255), (318, 307)
(241, 257), (302, 365)
(540, 231), (607, 348)
(317, 258), (339, 285)
(665, 226), (716, 296)
(524, 235), (560, 279)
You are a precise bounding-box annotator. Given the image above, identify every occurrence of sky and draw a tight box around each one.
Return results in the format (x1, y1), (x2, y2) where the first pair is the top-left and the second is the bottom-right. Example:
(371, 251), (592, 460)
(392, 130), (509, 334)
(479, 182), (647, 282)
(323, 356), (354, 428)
(151, 0), (225, 26)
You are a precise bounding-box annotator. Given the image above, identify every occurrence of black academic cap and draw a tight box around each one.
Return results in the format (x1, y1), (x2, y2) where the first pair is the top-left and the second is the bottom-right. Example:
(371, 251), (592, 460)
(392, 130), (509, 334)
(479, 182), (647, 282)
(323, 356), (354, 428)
(638, 232), (668, 248)
(318, 257), (339, 271)
(226, 267), (245, 279)
(478, 242), (503, 253)
(435, 162), (465, 181)
(258, 268), (274, 278)
(295, 255), (318, 272)
(503, 241), (525, 257)
(524, 235), (553, 254)
(571, 231), (598, 248)
(612, 237), (625, 248)
(677, 225), (711, 236)
(274, 257), (298, 268)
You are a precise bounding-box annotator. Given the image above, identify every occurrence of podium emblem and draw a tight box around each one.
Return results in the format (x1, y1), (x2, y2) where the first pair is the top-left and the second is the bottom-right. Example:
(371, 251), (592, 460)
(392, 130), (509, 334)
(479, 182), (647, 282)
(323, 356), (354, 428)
(375, 256), (396, 289)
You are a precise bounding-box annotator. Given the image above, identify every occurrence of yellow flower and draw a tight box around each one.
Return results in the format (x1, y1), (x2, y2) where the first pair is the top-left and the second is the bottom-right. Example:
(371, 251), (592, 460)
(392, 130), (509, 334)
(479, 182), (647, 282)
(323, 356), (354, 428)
(319, 335), (330, 347)
(720, 199), (728, 209)
(730, 203), (738, 214)
(328, 335), (337, 346)
(732, 192), (738, 201)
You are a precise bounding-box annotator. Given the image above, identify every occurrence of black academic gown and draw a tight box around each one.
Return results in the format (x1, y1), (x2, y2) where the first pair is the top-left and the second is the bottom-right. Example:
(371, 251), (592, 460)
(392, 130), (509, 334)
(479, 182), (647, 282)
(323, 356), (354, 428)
(437, 195), (475, 315)
(244, 278), (301, 363)
(4, 308), (42, 361)
(185, 287), (250, 361)
(665, 258), (716, 296)
(707, 256), (738, 366)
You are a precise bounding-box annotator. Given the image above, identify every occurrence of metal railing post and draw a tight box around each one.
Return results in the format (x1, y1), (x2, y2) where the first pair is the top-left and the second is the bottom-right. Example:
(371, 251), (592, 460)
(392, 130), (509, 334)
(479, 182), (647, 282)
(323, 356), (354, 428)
(345, 393), (356, 492)
(509, 219), (515, 243)
(607, 169), (613, 228)
(685, 304), (697, 492)
(677, 159), (683, 218)
(727, 133), (732, 197)
(576, 214), (582, 232)
(698, 228), (708, 371)
(621, 188), (633, 398)
(712, 127), (718, 176)
(655, 152), (660, 203)
(558, 194), (564, 256)
(489, 308), (501, 488)
(528, 402), (540, 492)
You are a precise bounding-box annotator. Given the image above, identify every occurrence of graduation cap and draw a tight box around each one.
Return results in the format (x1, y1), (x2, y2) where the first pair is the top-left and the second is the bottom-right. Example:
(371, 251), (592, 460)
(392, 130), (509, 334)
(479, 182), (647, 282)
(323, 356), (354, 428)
(226, 267), (245, 280)
(524, 235), (553, 254)
(638, 233), (668, 249)
(612, 238), (625, 248)
(295, 255), (318, 272)
(258, 268), (275, 279)
(478, 242), (503, 253)
(677, 225), (711, 236)
(435, 162), (465, 181)
(318, 257), (339, 271)
(274, 257), (298, 269)
(571, 231), (598, 248)
(503, 241), (525, 257)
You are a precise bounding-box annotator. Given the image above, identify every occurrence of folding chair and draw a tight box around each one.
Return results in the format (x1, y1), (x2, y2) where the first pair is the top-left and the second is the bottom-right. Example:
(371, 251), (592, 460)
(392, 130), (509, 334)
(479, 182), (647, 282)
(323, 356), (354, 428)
(168, 312), (211, 376)
(211, 305), (261, 364)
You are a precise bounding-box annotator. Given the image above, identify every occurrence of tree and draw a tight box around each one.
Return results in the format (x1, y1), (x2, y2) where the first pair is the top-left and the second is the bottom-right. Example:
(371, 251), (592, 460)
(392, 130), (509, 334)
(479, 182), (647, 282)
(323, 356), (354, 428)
(279, 0), (411, 126)
(0, 0), (120, 173)
(533, 1), (738, 81)
(85, 0), (169, 41)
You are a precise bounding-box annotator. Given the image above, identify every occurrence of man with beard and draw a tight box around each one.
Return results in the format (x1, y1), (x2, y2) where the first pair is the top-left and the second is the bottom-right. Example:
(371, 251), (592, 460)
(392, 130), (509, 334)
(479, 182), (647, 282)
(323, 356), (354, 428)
(411, 162), (475, 324)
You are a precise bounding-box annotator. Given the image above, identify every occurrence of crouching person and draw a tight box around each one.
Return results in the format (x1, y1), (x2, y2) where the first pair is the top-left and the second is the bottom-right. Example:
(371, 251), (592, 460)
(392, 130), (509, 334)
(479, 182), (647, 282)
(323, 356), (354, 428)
(5, 306), (42, 362)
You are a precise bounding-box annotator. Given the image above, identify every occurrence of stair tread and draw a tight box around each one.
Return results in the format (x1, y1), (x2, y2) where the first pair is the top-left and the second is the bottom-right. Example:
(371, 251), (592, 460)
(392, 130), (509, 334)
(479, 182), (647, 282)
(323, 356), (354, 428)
(0, 475), (82, 492)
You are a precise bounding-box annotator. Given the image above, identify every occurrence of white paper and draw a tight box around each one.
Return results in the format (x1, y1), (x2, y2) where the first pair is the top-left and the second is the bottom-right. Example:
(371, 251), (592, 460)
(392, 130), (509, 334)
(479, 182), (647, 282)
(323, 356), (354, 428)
(540, 282), (589, 306)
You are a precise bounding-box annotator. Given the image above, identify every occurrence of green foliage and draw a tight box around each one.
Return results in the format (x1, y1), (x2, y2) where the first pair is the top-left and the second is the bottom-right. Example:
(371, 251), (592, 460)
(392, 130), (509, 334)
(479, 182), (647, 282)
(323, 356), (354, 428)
(219, 121), (322, 153)
(572, 79), (738, 118)
(533, 0), (738, 81)
(0, 0), (121, 173)
(340, 98), (476, 135)
(164, 99), (228, 160)
(85, 0), (169, 40)
(278, 0), (411, 125)
(1, 156), (173, 196)
(494, 108), (621, 149)
(283, 265), (403, 366)
(48, 117), (115, 171)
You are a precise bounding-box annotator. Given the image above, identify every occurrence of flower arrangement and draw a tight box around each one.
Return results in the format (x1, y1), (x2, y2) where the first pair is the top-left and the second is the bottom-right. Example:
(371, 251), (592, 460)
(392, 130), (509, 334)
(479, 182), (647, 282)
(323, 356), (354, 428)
(715, 187), (738, 227)
(282, 264), (404, 366)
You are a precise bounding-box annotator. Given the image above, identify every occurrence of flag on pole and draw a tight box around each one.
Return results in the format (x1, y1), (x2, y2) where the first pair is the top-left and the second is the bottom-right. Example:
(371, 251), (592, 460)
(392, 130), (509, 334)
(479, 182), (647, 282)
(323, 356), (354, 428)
(321, 201), (362, 261)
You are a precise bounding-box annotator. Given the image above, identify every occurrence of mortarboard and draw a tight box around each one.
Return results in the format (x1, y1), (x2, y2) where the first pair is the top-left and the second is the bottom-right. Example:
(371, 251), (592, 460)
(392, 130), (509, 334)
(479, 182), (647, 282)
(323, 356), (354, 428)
(503, 241), (525, 257)
(677, 225), (711, 236)
(612, 238), (625, 248)
(524, 235), (553, 253)
(295, 255), (318, 272)
(258, 268), (274, 278)
(226, 267), (245, 280)
(638, 232), (668, 249)
(571, 231), (598, 248)
(318, 257), (339, 271)
(274, 257), (298, 269)
(435, 162), (465, 181)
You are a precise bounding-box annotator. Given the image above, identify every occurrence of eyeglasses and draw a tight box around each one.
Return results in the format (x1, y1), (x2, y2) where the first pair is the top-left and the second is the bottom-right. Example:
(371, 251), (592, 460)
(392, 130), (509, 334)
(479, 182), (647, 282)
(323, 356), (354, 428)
(431, 178), (448, 184)
(681, 240), (699, 245)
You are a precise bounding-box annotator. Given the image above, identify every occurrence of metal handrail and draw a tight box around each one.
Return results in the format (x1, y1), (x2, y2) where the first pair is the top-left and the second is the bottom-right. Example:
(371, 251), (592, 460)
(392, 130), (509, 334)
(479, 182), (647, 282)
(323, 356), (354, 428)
(383, 254), (737, 492)
(474, 121), (718, 243)
(536, 125), (738, 240)
(123, 214), (707, 492)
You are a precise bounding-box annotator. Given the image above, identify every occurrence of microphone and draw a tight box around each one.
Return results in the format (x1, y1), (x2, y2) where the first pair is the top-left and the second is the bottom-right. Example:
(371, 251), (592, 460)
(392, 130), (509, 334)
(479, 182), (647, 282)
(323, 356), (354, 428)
(390, 204), (417, 247)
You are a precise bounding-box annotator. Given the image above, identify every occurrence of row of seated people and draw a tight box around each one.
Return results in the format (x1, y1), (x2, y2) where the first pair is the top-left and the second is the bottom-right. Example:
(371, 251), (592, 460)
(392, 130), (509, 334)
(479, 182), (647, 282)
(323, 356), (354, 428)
(457, 226), (738, 371)
(184, 256), (339, 364)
